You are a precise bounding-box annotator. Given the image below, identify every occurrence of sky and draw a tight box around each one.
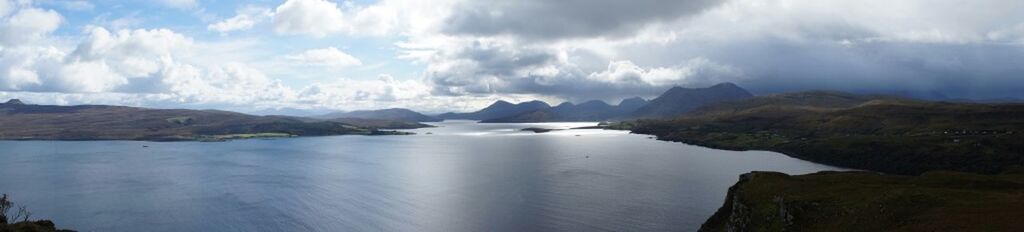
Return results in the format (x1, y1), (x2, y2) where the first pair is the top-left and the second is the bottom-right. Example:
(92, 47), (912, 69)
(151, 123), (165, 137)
(1, 0), (1023, 114)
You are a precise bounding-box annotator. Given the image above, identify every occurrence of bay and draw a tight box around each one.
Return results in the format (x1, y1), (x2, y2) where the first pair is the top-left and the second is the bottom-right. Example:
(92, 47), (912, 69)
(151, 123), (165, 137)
(0, 121), (842, 231)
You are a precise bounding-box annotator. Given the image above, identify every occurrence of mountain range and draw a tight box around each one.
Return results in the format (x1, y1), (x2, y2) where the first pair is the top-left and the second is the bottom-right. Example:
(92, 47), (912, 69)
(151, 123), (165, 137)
(452, 82), (753, 123)
(0, 82), (766, 140)
(479, 98), (648, 123)
(318, 108), (442, 122)
(287, 83), (754, 123)
(436, 100), (553, 120)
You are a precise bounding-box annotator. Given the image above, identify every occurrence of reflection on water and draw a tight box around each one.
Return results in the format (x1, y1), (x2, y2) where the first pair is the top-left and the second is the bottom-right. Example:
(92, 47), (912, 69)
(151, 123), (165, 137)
(0, 121), (843, 231)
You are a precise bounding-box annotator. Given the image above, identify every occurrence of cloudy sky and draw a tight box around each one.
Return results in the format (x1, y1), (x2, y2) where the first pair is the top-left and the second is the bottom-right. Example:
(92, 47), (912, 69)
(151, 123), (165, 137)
(1, 0), (1023, 114)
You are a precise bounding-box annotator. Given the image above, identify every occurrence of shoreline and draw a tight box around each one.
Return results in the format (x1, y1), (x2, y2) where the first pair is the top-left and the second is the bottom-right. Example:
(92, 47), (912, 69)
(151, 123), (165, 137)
(0, 130), (415, 142)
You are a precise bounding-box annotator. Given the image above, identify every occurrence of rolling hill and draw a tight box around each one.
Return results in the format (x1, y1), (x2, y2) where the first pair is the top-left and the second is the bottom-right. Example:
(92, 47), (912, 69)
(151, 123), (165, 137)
(627, 91), (1024, 175)
(0, 100), (406, 141)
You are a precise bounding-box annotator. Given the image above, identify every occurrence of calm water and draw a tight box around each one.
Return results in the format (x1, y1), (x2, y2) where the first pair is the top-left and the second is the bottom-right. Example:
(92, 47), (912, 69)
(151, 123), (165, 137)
(0, 121), (842, 231)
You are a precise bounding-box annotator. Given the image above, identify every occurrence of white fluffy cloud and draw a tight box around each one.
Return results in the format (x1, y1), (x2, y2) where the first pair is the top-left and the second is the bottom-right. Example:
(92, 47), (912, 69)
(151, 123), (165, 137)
(159, 62), (295, 104)
(0, 1), (463, 112)
(208, 6), (271, 34)
(268, 0), (415, 37)
(272, 0), (345, 37)
(72, 27), (194, 62)
(1, 25), (192, 93)
(0, 6), (62, 46)
(285, 47), (362, 68)
(0, 2), (290, 103)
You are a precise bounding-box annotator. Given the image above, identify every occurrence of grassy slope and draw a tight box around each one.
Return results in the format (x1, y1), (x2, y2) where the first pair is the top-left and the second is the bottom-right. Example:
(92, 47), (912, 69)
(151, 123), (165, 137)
(0, 104), (401, 141)
(700, 171), (1024, 232)
(630, 92), (1024, 175)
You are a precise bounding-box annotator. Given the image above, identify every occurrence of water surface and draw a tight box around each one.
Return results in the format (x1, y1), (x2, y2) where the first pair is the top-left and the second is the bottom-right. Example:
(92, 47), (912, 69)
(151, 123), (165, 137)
(0, 121), (842, 231)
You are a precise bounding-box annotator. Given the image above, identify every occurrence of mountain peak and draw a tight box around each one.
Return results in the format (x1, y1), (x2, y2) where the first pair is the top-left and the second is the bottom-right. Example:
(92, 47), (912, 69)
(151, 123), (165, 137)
(619, 97), (647, 106)
(519, 100), (551, 108)
(617, 97), (648, 112)
(632, 83), (754, 118)
(485, 100), (515, 109)
(661, 83), (752, 97)
(710, 82), (740, 89)
(4, 99), (25, 105)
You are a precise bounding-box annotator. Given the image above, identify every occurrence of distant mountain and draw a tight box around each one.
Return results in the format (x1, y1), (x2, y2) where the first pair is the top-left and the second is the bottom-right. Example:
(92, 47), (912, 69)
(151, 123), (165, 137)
(437, 100), (551, 120)
(319, 108), (441, 122)
(630, 82), (753, 118)
(482, 98), (647, 123)
(617, 97), (648, 112)
(0, 100), (406, 141)
(4, 99), (24, 105)
(550, 100), (617, 119)
(438, 82), (754, 122)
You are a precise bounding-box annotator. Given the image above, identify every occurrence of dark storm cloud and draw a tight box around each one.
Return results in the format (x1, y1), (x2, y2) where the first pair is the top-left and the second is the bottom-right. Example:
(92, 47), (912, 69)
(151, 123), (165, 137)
(442, 0), (723, 40)
(730, 41), (1024, 99)
(423, 38), (743, 102)
(624, 20), (1024, 99)
(422, 0), (1024, 101)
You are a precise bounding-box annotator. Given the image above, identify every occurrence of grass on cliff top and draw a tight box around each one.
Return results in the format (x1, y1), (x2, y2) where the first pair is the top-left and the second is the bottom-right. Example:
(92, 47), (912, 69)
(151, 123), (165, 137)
(700, 171), (1024, 232)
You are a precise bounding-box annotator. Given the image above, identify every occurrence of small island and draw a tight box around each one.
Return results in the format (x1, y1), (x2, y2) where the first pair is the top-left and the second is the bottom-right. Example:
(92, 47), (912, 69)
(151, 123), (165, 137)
(520, 127), (560, 133)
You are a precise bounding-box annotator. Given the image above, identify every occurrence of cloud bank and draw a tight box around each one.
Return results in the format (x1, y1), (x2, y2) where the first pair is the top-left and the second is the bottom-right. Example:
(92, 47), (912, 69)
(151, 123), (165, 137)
(3, 0), (1024, 113)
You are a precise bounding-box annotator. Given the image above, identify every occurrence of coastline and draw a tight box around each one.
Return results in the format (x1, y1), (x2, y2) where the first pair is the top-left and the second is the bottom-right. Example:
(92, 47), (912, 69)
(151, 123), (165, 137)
(0, 130), (416, 142)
